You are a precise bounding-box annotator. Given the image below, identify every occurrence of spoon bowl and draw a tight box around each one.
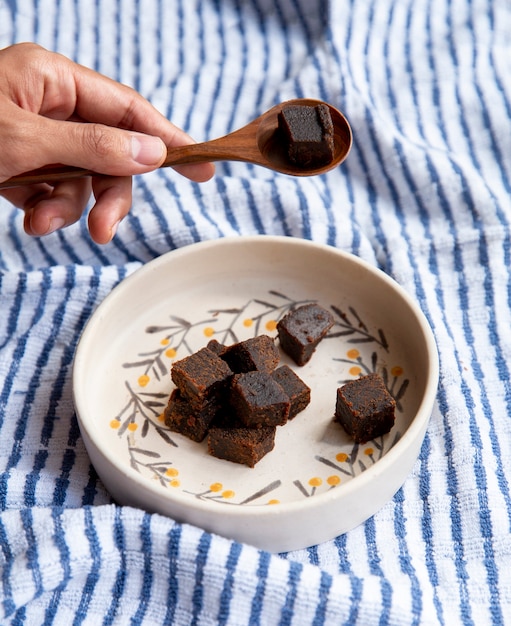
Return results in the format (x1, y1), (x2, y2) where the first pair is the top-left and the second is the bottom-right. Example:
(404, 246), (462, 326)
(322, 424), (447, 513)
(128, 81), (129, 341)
(0, 99), (352, 188)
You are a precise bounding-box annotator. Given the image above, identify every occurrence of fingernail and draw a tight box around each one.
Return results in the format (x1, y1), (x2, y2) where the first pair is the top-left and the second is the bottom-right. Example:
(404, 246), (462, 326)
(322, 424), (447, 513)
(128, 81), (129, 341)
(110, 219), (121, 239)
(131, 135), (165, 165)
(46, 217), (66, 235)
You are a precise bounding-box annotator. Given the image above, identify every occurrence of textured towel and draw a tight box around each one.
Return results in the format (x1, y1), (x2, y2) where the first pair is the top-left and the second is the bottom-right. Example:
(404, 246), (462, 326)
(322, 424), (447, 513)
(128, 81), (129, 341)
(1, 0), (511, 623)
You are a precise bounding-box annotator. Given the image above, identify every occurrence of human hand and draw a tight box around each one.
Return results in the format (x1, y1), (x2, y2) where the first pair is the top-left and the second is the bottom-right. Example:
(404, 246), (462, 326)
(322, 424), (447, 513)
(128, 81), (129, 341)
(0, 43), (215, 244)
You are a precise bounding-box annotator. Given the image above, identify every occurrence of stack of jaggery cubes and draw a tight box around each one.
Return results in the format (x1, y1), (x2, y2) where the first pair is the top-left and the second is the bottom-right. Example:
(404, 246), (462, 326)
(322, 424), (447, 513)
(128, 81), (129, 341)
(164, 303), (396, 467)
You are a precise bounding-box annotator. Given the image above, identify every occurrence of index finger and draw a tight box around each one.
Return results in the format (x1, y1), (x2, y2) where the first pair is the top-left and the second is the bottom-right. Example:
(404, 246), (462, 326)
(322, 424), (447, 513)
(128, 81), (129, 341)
(71, 64), (191, 148)
(71, 65), (215, 181)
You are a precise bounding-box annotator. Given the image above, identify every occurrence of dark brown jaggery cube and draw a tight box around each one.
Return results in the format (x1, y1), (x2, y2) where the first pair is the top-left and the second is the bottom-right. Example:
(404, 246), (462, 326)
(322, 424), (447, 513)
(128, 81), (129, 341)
(271, 365), (311, 419)
(221, 335), (280, 374)
(164, 389), (218, 443)
(334, 373), (396, 443)
(207, 417), (276, 467)
(229, 371), (290, 428)
(277, 303), (334, 366)
(206, 339), (226, 356)
(278, 103), (335, 167)
(171, 347), (232, 406)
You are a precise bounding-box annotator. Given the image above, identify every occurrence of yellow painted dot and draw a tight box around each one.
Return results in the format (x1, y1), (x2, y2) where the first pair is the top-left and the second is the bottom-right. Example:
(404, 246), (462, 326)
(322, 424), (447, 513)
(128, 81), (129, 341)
(110, 420), (120, 429)
(266, 320), (277, 332)
(222, 490), (235, 499)
(138, 374), (150, 387)
(391, 366), (403, 377)
(165, 467), (179, 477)
(268, 499), (280, 505)
(210, 482), (223, 493)
(160, 338), (170, 346)
(170, 480), (181, 488)
(127, 422), (138, 432)
(243, 318), (253, 327)
(349, 366), (362, 376)
(158, 413), (165, 422)
(165, 348), (177, 359)
(347, 348), (360, 359)
(336, 452), (348, 462)
(204, 327), (215, 337)
(364, 448), (374, 456)
(309, 477), (322, 488)
(327, 475), (341, 486)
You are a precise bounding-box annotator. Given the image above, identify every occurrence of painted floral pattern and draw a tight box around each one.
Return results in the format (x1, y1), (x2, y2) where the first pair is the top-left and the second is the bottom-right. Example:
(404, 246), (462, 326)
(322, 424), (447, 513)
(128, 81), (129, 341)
(109, 291), (408, 506)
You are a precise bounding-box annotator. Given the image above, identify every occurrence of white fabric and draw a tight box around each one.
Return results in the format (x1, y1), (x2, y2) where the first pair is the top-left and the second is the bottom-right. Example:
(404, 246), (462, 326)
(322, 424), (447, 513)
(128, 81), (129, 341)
(1, 0), (511, 623)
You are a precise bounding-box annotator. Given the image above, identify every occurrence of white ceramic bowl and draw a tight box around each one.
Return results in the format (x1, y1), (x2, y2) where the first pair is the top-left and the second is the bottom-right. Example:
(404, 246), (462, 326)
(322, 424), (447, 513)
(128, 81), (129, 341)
(73, 236), (438, 552)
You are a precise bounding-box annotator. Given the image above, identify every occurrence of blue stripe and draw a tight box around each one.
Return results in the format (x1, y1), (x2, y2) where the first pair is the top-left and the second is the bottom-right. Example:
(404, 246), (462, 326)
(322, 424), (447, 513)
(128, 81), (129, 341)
(183, 1), (206, 133)
(131, 513), (153, 624)
(364, 517), (393, 624)
(214, 177), (241, 233)
(103, 507), (127, 625)
(307, 544), (319, 566)
(9, 267), (74, 476)
(269, 181), (292, 237)
(163, 523), (182, 625)
(43, 507), (71, 624)
(95, 215), (141, 264)
(333, 534), (364, 626)
(191, 182), (224, 238)
(417, 433), (445, 624)
(217, 542), (243, 625)
(165, 0), (185, 119)
(293, 181), (311, 240)
(241, 179), (265, 234)
(21, 509), (44, 601)
(42, 265), (101, 446)
(0, 518), (16, 617)
(76, 216), (117, 266)
(272, 1), (292, 82)
(52, 449), (76, 506)
(0, 270), (52, 460)
(23, 450), (48, 507)
(316, 177), (336, 246)
(190, 532), (211, 626)
(326, 12), (360, 255)
(249, 550), (270, 625)
(73, 508), (102, 625)
(204, 0), (226, 140)
(225, 2), (248, 135)
(248, 0), (270, 113)
(393, 487), (423, 624)
(6, 211), (30, 270)
(81, 464), (103, 506)
(162, 177), (201, 243)
(35, 235), (59, 266)
(278, 560), (301, 626)
(312, 570), (333, 626)
(0, 273), (27, 351)
(126, 178), (177, 253)
(132, 0), (141, 94)
(12, 606), (26, 624)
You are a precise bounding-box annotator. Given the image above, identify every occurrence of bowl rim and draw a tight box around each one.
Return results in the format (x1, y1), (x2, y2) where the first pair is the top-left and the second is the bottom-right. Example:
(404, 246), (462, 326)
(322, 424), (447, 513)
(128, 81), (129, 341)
(73, 235), (439, 522)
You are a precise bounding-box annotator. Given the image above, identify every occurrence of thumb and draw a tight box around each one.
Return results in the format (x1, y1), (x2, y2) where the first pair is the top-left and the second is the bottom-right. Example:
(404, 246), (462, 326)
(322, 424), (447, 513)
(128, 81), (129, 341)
(44, 119), (167, 175)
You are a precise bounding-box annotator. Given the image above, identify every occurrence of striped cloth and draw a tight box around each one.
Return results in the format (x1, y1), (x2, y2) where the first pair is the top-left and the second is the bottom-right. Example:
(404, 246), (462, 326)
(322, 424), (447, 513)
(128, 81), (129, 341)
(1, 0), (511, 623)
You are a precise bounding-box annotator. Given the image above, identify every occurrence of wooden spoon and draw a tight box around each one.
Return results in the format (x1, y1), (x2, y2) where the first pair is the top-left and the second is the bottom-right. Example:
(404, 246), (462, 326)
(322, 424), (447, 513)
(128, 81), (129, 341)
(0, 99), (352, 189)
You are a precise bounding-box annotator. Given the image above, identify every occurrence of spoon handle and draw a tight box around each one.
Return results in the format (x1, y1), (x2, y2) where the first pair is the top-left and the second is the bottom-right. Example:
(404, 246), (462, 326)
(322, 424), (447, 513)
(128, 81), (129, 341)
(0, 124), (261, 189)
(0, 163), (96, 189)
(162, 125), (260, 167)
